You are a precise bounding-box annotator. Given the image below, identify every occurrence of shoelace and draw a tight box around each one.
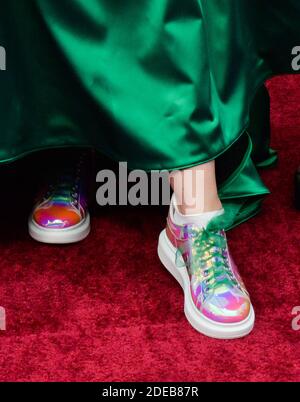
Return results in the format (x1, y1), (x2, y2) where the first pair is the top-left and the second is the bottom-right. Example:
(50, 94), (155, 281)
(41, 153), (87, 205)
(43, 170), (81, 207)
(176, 227), (239, 297)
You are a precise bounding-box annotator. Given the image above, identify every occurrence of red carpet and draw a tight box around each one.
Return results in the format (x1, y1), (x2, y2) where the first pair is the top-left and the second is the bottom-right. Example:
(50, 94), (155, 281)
(0, 76), (300, 382)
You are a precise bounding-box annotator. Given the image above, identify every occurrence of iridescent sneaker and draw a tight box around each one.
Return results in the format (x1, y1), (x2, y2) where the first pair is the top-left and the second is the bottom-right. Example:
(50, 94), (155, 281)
(157, 200), (255, 339)
(28, 151), (91, 244)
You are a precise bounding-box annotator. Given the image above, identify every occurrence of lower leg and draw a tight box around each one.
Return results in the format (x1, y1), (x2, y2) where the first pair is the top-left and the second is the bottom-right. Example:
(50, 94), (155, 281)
(170, 160), (222, 215)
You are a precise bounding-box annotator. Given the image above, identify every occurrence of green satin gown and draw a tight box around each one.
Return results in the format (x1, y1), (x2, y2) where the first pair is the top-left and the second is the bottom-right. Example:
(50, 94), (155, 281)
(0, 1), (299, 228)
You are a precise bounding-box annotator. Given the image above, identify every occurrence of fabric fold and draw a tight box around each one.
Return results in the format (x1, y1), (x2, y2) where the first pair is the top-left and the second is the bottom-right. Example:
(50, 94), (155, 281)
(0, 0), (299, 228)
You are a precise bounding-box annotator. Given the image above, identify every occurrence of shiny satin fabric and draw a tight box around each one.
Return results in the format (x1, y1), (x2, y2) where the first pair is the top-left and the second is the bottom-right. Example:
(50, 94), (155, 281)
(0, 1), (299, 228)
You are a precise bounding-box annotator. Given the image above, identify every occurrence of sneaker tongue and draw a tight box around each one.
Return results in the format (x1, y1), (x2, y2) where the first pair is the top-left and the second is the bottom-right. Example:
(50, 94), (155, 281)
(205, 210), (228, 232)
(189, 209), (224, 230)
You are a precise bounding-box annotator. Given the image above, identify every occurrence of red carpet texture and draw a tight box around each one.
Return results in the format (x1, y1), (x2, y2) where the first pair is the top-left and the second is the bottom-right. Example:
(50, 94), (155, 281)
(0, 76), (300, 382)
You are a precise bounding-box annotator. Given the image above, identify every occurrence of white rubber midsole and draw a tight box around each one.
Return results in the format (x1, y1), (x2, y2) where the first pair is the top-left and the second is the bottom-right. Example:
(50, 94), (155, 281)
(157, 230), (255, 339)
(28, 213), (91, 244)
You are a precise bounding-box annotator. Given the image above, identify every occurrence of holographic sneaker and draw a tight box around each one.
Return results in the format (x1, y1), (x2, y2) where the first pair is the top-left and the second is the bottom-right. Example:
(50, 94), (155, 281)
(157, 200), (254, 339)
(28, 151), (91, 244)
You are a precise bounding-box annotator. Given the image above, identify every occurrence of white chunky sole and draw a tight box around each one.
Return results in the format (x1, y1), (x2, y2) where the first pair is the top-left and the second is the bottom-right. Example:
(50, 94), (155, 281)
(28, 213), (91, 244)
(157, 230), (255, 339)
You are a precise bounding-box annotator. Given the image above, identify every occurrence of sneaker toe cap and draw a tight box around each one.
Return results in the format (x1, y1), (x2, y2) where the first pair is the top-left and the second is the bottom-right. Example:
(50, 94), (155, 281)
(33, 204), (81, 229)
(202, 291), (251, 324)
